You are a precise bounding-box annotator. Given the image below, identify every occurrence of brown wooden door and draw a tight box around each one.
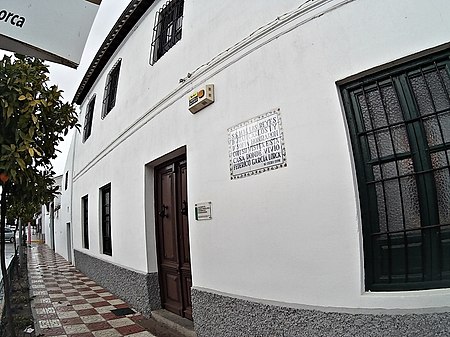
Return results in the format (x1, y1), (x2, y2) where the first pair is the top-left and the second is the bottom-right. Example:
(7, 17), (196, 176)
(155, 157), (192, 319)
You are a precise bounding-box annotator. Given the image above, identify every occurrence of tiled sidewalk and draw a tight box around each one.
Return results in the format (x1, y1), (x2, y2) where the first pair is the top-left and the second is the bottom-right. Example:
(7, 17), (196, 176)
(28, 244), (154, 337)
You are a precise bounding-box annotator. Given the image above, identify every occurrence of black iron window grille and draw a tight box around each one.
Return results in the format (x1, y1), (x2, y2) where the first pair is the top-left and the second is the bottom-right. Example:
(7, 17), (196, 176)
(342, 51), (450, 291)
(101, 184), (112, 256)
(82, 195), (89, 249)
(83, 95), (95, 142)
(150, 0), (184, 65)
(102, 59), (121, 118)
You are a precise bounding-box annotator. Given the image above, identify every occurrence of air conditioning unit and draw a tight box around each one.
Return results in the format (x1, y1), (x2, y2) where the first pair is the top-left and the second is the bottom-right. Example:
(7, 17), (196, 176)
(188, 84), (214, 114)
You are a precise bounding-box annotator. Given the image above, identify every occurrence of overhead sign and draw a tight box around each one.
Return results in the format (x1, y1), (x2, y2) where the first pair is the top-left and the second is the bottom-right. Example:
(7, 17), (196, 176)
(0, 0), (102, 68)
(228, 109), (287, 179)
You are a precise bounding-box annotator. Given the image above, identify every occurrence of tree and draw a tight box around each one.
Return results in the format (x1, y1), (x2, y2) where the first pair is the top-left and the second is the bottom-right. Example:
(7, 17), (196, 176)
(0, 54), (78, 337)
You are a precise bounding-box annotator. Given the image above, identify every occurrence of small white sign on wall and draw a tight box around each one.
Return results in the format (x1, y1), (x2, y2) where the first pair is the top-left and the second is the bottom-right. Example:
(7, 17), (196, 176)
(195, 202), (212, 221)
(228, 109), (287, 179)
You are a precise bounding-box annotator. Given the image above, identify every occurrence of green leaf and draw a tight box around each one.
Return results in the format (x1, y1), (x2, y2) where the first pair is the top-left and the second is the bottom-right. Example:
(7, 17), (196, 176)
(6, 104), (13, 117)
(18, 95), (26, 101)
(17, 158), (26, 170)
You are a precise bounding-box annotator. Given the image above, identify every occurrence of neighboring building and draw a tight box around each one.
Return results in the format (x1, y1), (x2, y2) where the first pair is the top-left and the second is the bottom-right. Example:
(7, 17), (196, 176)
(56, 0), (450, 336)
(41, 175), (62, 250)
(53, 141), (76, 263)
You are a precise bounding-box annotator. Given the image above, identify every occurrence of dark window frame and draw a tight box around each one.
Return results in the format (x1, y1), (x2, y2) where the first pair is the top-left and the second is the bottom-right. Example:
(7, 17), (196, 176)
(341, 50), (450, 291)
(100, 184), (112, 256)
(64, 171), (69, 191)
(102, 59), (121, 118)
(82, 195), (89, 249)
(150, 0), (184, 65)
(83, 95), (96, 142)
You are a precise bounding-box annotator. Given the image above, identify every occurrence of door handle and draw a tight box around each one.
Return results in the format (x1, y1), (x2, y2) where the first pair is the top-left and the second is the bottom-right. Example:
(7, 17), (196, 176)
(181, 200), (188, 216)
(159, 204), (168, 218)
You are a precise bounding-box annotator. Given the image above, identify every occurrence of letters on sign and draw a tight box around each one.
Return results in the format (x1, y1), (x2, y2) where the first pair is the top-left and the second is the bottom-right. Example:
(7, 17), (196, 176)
(0, 10), (26, 27)
(228, 109), (287, 179)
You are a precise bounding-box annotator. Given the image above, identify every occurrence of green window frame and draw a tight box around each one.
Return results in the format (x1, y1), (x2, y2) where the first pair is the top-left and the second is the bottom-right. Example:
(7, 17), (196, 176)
(341, 50), (450, 291)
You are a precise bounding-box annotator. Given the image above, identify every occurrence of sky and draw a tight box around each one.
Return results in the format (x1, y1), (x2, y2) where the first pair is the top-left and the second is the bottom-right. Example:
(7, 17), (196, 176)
(47, 1), (130, 176)
(0, 1), (130, 176)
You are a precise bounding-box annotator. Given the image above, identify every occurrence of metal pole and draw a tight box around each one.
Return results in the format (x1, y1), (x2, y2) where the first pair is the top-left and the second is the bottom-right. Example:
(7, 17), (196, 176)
(27, 221), (31, 246)
(18, 218), (23, 266)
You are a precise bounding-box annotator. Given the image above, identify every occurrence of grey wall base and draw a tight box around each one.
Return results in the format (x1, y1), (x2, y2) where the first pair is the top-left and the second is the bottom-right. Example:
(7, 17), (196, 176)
(191, 288), (450, 337)
(74, 250), (160, 315)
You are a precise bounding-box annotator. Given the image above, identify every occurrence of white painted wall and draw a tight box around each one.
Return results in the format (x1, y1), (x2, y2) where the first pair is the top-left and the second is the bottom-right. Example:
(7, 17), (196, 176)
(42, 175), (62, 250)
(55, 135), (77, 262)
(41, 204), (50, 245)
(70, 0), (450, 311)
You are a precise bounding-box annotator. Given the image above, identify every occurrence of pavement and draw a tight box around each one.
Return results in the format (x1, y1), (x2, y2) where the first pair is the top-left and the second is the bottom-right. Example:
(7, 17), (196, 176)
(28, 244), (155, 337)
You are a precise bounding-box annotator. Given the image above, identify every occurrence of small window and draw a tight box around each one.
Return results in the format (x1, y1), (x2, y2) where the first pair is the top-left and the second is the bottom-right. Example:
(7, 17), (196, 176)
(150, 0), (184, 65)
(100, 184), (112, 256)
(64, 171), (69, 191)
(102, 59), (121, 118)
(83, 95), (95, 142)
(82, 195), (89, 249)
(341, 50), (450, 291)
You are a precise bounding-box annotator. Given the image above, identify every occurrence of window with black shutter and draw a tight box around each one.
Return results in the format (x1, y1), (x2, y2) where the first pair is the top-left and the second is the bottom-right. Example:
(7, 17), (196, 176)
(100, 184), (112, 256)
(102, 59), (121, 118)
(82, 195), (89, 249)
(83, 95), (95, 142)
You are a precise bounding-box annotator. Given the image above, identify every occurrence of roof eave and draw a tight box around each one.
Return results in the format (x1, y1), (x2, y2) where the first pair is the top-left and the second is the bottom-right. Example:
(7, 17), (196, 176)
(73, 0), (156, 105)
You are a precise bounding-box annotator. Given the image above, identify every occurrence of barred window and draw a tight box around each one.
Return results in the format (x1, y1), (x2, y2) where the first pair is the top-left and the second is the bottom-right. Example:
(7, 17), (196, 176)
(102, 59), (121, 118)
(83, 95), (95, 142)
(342, 51), (450, 291)
(150, 0), (184, 65)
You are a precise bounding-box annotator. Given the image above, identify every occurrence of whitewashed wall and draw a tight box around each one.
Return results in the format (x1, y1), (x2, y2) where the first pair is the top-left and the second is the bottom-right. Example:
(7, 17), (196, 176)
(71, 0), (450, 312)
(54, 135), (76, 263)
(42, 175), (62, 250)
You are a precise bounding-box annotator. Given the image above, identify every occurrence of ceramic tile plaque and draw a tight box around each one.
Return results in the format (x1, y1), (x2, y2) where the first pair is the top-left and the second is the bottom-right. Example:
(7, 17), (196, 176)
(228, 109), (287, 179)
(195, 202), (212, 220)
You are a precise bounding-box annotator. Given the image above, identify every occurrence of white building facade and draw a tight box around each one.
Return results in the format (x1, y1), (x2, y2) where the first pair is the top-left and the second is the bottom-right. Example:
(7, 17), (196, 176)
(59, 0), (450, 335)
(41, 175), (62, 250)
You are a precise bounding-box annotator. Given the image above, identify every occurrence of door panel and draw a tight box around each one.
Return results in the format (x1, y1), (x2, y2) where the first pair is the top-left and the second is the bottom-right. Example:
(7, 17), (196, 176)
(155, 156), (192, 319)
(160, 167), (177, 262)
(161, 269), (182, 315)
(178, 161), (193, 319)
